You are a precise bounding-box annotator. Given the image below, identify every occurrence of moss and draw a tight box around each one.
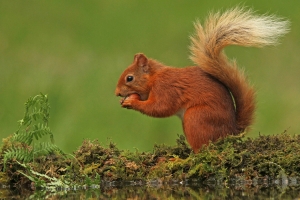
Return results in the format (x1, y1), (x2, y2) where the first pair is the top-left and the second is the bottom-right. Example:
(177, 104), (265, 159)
(2, 129), (300, 193)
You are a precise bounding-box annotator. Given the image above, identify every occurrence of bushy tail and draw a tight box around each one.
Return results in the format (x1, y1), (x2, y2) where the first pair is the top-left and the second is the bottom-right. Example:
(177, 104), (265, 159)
(190, 7), (289, 132)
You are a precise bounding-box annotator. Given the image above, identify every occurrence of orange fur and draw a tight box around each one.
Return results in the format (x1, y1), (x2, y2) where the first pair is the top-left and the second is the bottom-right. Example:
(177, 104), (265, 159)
(115, 7), (289, 153)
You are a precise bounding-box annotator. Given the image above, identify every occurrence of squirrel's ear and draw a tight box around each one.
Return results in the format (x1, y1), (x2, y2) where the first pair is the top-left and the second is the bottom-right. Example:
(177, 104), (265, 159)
(134, 53), (149, 72)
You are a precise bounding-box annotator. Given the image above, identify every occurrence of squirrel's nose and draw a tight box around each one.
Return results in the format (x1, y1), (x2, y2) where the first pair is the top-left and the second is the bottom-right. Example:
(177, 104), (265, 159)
(115, 88), (121, 96)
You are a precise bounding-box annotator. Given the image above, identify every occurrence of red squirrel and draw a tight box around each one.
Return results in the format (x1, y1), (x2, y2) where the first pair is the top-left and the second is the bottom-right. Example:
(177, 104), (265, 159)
(115, 7), (289, 153)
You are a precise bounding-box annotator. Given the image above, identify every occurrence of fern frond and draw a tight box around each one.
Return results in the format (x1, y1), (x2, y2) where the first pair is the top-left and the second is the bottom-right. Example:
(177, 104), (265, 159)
(13, 123), (54, 145)
(3, 147), (33, 171)
(12, 131), (33, 145)
(16, 93), (50, 133)
(3, 93), (64, 171)
(33, 142), (64, 157)
(31, 123), (53, 142)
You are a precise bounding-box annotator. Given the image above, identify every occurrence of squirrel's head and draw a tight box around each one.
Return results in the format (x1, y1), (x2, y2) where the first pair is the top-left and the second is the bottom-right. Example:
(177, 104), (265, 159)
(115, 53), (154, 101)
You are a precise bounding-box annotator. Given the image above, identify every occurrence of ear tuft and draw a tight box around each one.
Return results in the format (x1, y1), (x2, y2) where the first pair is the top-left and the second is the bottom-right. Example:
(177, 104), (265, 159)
(134, 53), (148, 68)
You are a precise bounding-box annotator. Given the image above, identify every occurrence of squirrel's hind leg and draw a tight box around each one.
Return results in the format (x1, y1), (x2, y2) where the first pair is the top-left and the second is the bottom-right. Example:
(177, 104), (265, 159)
(182, 106), (231, 153)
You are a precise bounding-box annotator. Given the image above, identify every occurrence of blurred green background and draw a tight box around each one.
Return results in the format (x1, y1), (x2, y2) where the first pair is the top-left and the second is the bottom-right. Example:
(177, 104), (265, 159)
(0, 1), (299, 153)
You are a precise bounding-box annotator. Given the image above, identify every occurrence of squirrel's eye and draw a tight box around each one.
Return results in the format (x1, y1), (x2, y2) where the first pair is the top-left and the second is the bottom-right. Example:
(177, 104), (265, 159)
(126, 75), (134, 82)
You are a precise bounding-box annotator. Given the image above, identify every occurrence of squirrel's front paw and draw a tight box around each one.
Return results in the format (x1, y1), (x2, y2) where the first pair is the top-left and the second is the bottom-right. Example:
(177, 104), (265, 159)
(120, 94), (140, 109)
(121, 98), (138, 109)
(121, 99), (133, 109)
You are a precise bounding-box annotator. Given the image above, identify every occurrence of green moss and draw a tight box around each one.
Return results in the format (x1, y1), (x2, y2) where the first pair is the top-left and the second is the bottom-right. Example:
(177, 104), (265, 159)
(1, 131), (300, 191)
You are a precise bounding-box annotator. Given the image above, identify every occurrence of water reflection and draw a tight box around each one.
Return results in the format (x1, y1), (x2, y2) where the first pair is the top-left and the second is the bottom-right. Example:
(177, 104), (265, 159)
(3, 182), (300, 199)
